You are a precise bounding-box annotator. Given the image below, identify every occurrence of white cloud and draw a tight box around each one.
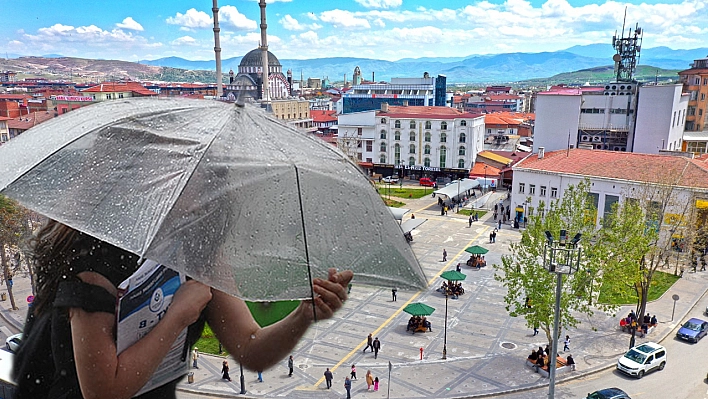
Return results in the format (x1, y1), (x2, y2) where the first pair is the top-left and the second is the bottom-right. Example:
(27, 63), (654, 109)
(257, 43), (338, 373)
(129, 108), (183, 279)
(166, 8), (212, 30)
(279, 15), (322, 31)
(319, 9), (371, 29)
(116, 17), (144, 31)
(171, 36), (198, 46)
(354, 0), (402, 9)
(220, 5), (257, 31)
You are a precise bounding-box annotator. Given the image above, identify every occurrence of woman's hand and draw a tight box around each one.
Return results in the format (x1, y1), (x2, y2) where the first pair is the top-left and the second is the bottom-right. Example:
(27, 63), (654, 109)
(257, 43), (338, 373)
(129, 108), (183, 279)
(167, 280), (212, 327)
(301, 268), (353, 321)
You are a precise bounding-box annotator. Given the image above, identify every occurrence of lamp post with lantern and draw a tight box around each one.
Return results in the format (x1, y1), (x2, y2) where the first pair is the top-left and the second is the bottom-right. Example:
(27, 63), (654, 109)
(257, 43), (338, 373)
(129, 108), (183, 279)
(543, 230), (582, 399)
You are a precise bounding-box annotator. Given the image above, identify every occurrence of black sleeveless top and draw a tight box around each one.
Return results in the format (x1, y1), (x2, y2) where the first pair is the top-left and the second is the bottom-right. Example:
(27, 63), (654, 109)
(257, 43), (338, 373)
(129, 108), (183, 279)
(13, 237), (205, 399)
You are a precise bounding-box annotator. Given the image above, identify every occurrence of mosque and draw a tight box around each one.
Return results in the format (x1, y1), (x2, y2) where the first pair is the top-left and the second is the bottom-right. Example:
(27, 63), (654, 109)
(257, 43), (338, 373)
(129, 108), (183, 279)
(223, 48), (292, 102)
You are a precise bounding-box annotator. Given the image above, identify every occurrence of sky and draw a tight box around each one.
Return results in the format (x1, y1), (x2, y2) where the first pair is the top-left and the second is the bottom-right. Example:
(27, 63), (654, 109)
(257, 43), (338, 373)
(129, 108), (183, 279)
(2, 0), (707, 62)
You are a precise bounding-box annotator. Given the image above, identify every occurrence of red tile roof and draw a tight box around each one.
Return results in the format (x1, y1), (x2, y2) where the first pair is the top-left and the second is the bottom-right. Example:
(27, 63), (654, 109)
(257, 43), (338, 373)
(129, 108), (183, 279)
(82, 82), (156, 96)
(0, 116), (12, 121)
(484, 112), (535, 126)
(469, 162), (502, 177)
(378, 106), (478, 119)
(515, 148), (708, 189)
(311, 110), (337, 123)
(8, 111), (58, 130)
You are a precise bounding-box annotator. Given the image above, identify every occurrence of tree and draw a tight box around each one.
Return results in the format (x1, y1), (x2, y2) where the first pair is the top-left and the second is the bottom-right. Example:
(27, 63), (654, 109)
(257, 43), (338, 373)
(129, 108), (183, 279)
(600, 178), (698, 327)
(493, 180), (617, 347)
(0, 195), (32, 310)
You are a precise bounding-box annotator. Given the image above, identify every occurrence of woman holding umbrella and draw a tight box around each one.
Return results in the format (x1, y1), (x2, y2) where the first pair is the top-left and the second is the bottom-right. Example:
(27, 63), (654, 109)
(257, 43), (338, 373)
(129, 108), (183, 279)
(13, 220), (353, 399)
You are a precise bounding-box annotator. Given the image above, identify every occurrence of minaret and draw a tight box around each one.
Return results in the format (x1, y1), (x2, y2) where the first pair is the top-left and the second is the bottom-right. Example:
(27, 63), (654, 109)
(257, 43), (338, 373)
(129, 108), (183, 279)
(212, 0), (222, 97)
(259, 0), (270, 104)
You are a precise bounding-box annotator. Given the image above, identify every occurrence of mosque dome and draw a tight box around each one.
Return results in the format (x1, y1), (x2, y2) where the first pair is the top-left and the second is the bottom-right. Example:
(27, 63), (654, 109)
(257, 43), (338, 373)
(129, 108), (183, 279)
(239, 49), (281, 67)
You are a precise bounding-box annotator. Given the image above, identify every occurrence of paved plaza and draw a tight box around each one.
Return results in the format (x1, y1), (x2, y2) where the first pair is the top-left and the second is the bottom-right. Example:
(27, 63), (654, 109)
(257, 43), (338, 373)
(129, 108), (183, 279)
(2, 191), (708, 399)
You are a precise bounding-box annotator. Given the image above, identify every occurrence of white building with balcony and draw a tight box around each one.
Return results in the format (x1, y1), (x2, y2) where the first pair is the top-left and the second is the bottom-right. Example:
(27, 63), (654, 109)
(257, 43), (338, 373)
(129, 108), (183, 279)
(337, 104), (484, 179)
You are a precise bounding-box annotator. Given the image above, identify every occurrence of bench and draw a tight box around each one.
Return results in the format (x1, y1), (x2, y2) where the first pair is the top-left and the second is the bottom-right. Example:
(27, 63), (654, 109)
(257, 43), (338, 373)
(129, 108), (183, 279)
(525, 356), (570, 378)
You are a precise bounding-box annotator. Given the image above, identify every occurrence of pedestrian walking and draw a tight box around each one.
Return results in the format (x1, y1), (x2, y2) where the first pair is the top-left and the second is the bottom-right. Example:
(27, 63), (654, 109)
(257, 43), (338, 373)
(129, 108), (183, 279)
(533, 322), (539, 336)
(324, 368), (333, 389)
(493, 211), (498, 221)
(222, 361), (232, 382)
(363, 333), (374, 353)
(563, 335), (570, 351)
(492, 230), (497, 243)
(191, 347), (199, 369)
(257, 371), (263, 382)
(344, 376), (352, 399)
(373, 337), (381, 359)
(498, 219), (502, 229)
(567, 354), (576, 371)
(374, 377), (379, 391)
(468, 216), (473, 227)
(391, 287), (397, 301)
(288, 355), (294, 377)
(443, 249), (447, 262)
(494, 203), (498, 212)
(366, 370), (374, 391)
(350, 364), (357, 379)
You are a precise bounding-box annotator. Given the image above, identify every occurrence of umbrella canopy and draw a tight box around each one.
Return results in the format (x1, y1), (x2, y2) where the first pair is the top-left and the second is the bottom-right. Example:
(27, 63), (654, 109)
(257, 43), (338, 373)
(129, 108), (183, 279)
(464, 245), (489, 255)
(440, 270), (467, 281)
(403, 302), (435, 316)
(0, 98), (427, 301)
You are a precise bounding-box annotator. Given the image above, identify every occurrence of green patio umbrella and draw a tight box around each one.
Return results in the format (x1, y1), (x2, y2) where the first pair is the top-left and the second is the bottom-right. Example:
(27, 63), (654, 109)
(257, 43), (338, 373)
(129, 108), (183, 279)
(464, 245), (489, 255)
(440, 270), (467, 281)
(403, 302), (436, 316)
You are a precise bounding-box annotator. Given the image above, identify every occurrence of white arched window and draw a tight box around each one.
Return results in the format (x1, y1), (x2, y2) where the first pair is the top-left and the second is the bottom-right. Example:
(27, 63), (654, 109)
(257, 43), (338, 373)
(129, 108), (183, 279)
(409, 131), (416, 141)
(458, 159), (465, 169)
(409, 144), (416, 154)
(380, 129), (387, 139)
(459, 146), (466, 156)
(459, 133), (466, 143)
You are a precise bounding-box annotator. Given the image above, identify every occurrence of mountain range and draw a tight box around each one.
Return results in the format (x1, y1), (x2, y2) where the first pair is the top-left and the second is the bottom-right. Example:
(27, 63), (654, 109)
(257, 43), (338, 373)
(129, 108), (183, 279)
(4, 44), (707, 83)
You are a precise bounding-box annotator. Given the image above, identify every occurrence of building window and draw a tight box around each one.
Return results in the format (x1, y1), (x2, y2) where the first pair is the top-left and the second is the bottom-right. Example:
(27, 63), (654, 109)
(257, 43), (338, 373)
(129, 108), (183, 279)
(425, 132), (431, 142)
(441, 121), (448, 130)
(395, 131), (401, 140)
(410, 131), (416, 141)
(409, 144), (416, 154)
(409, 120), (416, 129)
(460, 120), (467, 126)
(702, 93), (706, 101)
(425, 121), (431, 129)
(459, 133), (466, 143)
(380, 129), (387, 139)
(551, 187), (558, 198)
(540, 185), (547, 196)
(439, 146), (447, 168)
(395, 120), (401, 128)
(487, 128), (491, 134)
(458, 159), (465, 169)
(424, 157), (431, 167)
(409, 157), (415, 166)
(424, 145), (431, 155)
(394, 144), (401, 165)
(381, 118), (386, 124)
(529, 184), (536, 195)
(440, 133), (447, 142)
(519, 183), (525, 194)
(366, 141), (372, 152)
(458, 146), (465, 156)
(380, 155), (386, 163)
(380, 142), (387, 152)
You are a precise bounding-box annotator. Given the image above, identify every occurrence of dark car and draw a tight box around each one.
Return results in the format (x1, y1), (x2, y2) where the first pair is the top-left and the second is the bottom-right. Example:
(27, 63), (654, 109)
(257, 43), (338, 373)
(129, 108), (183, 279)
(676, 317), (708, 343)
(587, 387), (631, 399)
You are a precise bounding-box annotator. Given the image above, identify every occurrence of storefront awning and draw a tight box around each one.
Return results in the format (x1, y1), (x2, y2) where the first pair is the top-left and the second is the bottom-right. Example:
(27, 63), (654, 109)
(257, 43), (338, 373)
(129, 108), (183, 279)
(433, 179), (480, 200)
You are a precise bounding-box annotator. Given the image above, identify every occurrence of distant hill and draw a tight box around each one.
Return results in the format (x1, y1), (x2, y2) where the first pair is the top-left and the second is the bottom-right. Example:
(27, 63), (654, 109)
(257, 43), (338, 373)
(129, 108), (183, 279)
(2, 44), (704, 84)
(518, 65), (680, 86)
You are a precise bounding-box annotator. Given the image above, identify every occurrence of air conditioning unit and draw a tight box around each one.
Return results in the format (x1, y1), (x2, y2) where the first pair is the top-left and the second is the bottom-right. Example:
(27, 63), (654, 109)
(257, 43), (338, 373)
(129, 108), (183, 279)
(620, 85), (626, 90)
(592, 136), (602, 142)
(605, 85), (611, 90)
(612, 85), (617, 90)
(581, 135), (590, 142)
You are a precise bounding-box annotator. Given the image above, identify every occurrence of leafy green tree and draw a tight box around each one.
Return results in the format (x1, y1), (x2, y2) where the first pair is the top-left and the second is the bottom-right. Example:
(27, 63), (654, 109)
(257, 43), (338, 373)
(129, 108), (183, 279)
(494, 180), (617, 347)
(0, 195), (32, 310)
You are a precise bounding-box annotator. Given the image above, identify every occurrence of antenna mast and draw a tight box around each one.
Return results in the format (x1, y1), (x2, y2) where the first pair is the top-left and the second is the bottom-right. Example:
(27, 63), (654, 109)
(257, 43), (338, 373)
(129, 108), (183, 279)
(611, 8), (642, 83)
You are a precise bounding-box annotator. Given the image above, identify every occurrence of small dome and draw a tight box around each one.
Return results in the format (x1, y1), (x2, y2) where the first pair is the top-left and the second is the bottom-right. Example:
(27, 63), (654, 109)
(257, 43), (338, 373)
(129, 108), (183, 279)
(239, 49), (281, 67)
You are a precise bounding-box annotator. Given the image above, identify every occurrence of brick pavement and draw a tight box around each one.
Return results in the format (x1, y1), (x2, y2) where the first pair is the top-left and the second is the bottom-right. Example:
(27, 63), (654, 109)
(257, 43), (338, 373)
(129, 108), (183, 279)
(1, 190), (707, 398)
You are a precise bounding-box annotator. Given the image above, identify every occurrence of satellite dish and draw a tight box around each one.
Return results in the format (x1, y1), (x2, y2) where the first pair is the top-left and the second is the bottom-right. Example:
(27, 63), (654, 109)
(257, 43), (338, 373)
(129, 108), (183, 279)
(613, 54), (622, 62)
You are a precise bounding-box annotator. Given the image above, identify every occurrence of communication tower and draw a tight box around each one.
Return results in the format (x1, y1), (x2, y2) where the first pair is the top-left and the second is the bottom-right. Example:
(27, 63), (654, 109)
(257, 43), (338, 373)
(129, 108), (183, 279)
(612, 15), (643, 82)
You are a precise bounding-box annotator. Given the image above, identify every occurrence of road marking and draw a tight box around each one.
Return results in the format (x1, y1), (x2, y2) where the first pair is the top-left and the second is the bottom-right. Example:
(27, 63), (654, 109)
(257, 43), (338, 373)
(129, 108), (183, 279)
(312, 222), (490, 388)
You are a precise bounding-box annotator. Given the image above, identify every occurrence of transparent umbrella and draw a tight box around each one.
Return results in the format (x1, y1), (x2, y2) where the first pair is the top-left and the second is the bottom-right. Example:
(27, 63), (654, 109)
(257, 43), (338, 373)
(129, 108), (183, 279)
(0, 97), (427, 301)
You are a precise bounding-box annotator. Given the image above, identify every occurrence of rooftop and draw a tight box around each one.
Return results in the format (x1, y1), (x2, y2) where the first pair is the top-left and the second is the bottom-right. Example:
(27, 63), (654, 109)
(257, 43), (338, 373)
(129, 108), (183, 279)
(82, 82), (156, 96)
(378, 106), (478, 120)
(515, 148), (708, 189)
(8, 111), (58, 130)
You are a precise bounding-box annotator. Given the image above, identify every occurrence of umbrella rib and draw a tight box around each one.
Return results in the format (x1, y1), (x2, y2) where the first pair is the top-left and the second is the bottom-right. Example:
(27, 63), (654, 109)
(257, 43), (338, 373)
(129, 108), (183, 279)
(294, 165), (317, 322)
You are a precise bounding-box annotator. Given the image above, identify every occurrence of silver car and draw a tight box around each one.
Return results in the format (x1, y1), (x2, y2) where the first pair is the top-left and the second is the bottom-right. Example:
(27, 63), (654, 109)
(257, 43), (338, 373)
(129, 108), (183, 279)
(5, 333), (22, 353)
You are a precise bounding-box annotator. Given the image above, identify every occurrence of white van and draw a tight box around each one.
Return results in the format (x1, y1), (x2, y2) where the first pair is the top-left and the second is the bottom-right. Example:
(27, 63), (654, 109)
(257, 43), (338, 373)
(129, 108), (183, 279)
(616, 342), (666, 379)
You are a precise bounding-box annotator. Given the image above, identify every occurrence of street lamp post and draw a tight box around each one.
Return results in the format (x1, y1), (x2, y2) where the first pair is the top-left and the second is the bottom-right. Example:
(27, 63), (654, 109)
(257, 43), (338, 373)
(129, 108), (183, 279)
(542, 230), (582, 399)
(456, 179), (461, 213)
(483, 165), (488, 195)
(442, 291), (448, 359)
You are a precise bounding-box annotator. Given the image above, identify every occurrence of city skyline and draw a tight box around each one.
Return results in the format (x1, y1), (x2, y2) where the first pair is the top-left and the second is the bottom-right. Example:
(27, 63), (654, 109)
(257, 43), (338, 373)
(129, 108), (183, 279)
(1, 0), (707, 63)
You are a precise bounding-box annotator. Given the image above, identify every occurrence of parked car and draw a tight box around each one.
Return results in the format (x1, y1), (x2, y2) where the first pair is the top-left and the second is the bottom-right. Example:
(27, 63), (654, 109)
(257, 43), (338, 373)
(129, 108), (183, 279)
(586, 388), (631, 399)
(616, 342), (666, 379)
(419, 177), (435, 187)
(676, 317), (708, 343)
(382, 176), (399, 184)
(5, 333), (22, 353)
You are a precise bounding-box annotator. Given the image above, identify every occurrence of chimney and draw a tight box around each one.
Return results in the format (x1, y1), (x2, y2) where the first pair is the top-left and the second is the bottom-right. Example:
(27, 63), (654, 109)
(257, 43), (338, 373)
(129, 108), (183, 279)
(381, 102), (389, 112)
(372, 71), (375, 82)
(538, 147), (545, 159)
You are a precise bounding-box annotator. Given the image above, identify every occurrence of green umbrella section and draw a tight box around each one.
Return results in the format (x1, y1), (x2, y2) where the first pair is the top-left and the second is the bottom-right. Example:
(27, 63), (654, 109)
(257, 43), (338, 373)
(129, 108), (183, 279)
(403, 302), (436, 316)
(464, 245), (489, 255)
(440, 270), (467, 281)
